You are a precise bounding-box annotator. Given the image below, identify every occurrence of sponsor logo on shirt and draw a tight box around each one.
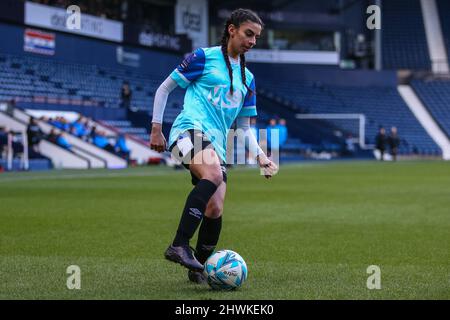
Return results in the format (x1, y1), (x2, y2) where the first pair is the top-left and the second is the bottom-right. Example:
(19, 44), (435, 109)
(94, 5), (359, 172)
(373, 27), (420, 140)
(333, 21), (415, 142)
(207, 85), (242, 110)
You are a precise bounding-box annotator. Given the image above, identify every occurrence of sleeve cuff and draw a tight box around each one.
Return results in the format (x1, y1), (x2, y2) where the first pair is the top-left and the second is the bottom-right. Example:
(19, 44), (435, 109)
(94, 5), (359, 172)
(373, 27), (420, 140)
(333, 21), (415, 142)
(170, 69), (190, 89)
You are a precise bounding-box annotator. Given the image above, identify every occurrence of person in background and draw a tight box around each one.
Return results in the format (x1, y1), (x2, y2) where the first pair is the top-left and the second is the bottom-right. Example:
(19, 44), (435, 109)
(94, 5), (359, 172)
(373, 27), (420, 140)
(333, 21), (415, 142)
(121, 81), (133, 117)
(388, 126), (400, 162)
(50, 117), (71, 132)
(375, 127), (387, 161)
(89, 125), (97, 143)
(71, 116), (89, 139)
(0, 126), (8, 159)
(276, 118), (288, 148)
(344, 134), (356, 156)
(115, 133), (130, 162)
(266, 118), (278, 157)
(11, 131), (24, 158)
(47, 129), (58, 144)
(26, 117), (44, 158)
(82, 118), (92, 141)
(93, 131), (115, 153)
(56, 132), (72, 151)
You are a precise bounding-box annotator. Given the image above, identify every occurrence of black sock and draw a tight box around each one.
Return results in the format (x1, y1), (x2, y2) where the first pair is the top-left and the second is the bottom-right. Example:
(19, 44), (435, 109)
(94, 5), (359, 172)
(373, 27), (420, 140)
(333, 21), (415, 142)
(172, 179), (218, 247)
(195, 216), (222, 264)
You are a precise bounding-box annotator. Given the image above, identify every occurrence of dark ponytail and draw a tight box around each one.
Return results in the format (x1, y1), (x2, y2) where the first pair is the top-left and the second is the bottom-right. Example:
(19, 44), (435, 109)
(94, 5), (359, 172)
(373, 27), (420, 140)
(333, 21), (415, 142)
(220, 8), (263, 95)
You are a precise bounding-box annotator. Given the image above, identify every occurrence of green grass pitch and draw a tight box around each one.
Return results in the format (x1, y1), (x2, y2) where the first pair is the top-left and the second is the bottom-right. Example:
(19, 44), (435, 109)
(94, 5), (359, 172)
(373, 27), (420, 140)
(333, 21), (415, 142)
(1, 161), (449, 299)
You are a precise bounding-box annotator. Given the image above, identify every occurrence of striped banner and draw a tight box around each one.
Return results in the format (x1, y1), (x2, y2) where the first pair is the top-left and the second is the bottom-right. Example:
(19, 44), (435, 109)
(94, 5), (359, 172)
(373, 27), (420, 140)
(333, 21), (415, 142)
(24, 28), (55, 56)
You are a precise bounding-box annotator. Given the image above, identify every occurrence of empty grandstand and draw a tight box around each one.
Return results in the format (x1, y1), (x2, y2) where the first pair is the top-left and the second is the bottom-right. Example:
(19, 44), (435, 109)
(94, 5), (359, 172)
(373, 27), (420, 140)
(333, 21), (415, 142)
(1, 0), (450, 171)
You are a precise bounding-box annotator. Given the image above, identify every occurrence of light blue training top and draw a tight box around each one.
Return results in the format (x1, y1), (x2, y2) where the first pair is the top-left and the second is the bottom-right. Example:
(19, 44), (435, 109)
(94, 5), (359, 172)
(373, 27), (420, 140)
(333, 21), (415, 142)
(168, 46), (257, 162)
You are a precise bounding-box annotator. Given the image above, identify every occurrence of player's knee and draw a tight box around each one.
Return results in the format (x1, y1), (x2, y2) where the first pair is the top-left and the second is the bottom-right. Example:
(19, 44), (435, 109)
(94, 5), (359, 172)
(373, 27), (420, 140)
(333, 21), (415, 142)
(202, 167), (223, 186)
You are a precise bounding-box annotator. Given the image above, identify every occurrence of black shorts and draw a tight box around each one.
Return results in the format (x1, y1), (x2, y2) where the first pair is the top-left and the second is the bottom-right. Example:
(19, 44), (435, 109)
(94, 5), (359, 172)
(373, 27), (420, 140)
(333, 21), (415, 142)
(169, 129), (227, 186)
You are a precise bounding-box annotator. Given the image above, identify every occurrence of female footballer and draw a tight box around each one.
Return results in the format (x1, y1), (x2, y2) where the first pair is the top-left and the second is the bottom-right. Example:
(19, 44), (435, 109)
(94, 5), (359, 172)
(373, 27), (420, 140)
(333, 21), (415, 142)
(150, 8), (277, 284)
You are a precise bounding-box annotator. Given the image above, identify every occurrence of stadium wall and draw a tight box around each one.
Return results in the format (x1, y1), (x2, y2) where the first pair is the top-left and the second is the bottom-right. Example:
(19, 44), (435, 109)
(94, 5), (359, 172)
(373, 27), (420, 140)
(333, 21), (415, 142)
(248, 62), (398, 87)
(0, 22), (182, 76)
(0, 21), (397, 89)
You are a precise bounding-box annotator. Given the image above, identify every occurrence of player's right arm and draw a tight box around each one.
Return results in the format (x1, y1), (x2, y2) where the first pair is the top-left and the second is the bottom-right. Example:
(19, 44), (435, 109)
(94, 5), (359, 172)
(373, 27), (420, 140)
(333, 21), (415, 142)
(150, 48), (206, 153)
(150, 76), (177, 152)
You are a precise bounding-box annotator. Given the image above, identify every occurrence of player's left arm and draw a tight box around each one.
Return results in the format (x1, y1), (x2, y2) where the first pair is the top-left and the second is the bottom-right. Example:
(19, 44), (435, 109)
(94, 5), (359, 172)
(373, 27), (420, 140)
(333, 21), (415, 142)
(235, 116), (278, 179)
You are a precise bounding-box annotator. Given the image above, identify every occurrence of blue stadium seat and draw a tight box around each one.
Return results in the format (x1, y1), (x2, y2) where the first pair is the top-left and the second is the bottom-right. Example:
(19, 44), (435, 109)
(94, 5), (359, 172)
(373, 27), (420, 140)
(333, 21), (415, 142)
(257, 77), (440, 155)
(382, 0), (431, 70)
(437, 0), (450, 66)
(0, 52), (184, 118)
(411, 79), (450, 138)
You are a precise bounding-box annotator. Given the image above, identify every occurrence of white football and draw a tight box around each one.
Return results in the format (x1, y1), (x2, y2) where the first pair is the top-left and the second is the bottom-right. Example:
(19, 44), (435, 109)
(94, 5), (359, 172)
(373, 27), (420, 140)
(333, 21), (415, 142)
(204, 249), (248, 290)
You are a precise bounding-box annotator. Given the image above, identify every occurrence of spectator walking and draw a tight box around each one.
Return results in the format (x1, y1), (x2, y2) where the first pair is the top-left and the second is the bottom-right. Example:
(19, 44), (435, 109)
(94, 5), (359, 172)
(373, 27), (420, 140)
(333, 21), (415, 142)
(388, 126), (400, 161)
(26, 117), (44, 158)
(375, 127), (388, 161)
(121, 81), (133, 117)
